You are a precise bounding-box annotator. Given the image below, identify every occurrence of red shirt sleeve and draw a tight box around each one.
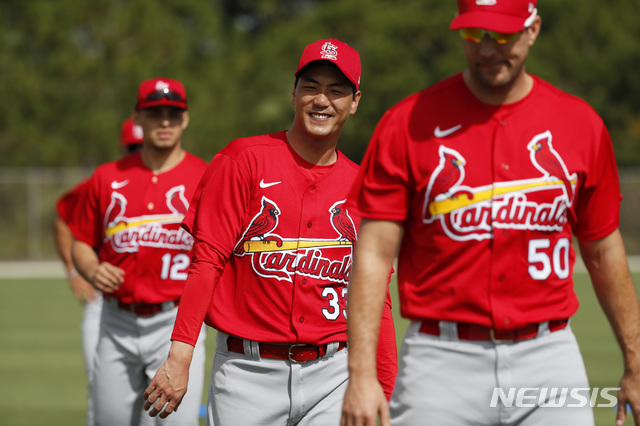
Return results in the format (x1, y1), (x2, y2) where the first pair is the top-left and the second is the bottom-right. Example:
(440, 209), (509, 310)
(346, 109), (410, 222)
(376, 287), (398, 400)
(57, 179), (89, 224)
(572, 125), (621, 240)
(171, 239), (226, 345)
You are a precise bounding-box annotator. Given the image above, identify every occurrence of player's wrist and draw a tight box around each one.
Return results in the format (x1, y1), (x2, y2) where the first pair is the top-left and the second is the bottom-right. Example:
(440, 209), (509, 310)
(67, 267), (79, 280)
(348, 362), (379, 381)
(168, 340), (195, 362)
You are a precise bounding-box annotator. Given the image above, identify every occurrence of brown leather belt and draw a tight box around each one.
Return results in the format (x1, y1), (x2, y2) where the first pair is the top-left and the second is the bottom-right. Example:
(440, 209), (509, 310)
(105, 296), (179, 317)
(419, 319), (568, 343)
(227, 336), (347, 363)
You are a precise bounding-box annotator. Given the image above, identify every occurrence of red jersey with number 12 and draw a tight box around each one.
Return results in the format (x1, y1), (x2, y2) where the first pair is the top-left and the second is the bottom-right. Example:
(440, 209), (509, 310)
(70, 152), (207, 304)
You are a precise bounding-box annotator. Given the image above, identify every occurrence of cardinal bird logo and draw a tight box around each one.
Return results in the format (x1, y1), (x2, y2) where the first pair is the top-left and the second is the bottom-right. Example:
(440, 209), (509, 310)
(527, 131), (576, 205)
(423, 145), (469, 222)
(329, 200), (356, 244)
(166, 185), (189, 215)
(234, 196), (281, 255)
(104, 192), (128, 230)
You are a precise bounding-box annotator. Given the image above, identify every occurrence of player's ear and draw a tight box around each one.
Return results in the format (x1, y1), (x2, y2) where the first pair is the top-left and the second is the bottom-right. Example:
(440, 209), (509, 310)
(131, 111), (140, 125)
(526, 15), (542, 46)
(350, 90), (362, 116)
(291, 77), (298, 106)
(181, 111), (190, 130)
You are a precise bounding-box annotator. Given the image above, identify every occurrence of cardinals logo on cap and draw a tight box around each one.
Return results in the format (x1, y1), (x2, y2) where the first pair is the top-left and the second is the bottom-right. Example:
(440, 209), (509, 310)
(320, 42), (339, 61)
(133, 125), (143, 140)
(155, 80), (170, 91)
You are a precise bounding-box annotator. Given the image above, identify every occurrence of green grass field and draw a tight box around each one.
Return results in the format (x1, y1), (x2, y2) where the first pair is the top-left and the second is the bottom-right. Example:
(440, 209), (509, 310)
(0, 273), (636, 425)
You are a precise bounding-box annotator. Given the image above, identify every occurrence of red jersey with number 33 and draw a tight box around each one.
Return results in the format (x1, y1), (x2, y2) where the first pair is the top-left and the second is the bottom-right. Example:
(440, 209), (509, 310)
(181, 132), (364, 345)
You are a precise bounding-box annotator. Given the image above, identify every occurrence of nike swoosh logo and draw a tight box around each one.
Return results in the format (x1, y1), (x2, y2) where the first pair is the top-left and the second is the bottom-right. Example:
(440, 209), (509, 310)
(259, 179), (281, 189)
(434, 124), (462, 138)
(111, 179), (130, 189)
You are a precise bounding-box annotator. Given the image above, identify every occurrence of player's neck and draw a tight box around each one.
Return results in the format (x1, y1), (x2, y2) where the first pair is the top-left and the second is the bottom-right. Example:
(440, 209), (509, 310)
(463, 69), (533, 106)
(285, 128), (338, 166)
(140, 144), (186, 174)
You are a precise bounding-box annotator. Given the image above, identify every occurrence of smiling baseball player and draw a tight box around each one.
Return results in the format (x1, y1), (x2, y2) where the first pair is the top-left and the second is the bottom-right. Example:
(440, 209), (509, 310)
(143, 38), (398, 425)
(70, 78), (207, 426)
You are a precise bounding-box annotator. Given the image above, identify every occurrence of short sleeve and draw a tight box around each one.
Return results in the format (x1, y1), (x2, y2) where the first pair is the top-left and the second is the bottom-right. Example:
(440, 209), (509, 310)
(573, 125), (621, 241)
(182, 153), (253, 259)
(347, 109), (411, 221)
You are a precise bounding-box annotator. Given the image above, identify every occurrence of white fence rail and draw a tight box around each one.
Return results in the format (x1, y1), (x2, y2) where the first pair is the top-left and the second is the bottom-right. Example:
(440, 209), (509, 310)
(1, 167), (639, 261)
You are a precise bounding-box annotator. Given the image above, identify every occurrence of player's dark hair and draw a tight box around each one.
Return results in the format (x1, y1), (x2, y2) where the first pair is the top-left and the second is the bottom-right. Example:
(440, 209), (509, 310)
(126, 144), (143, 154)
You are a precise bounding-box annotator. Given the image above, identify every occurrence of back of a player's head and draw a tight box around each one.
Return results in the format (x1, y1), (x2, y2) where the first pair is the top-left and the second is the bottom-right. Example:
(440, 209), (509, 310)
(120, 118), (143, 145)
(295, 38), (361, 93)
(450, 0), (538, 33)
(120, 118), (143, 155)
(135, 77), (188, 111)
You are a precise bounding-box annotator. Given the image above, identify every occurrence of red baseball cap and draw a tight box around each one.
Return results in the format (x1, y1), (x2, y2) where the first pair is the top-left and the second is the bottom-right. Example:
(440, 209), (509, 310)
(135, 77), (188, 111)
(450, 0), (538, 33)
(120, 118), (144, 146)
(295, 39), (361, 91)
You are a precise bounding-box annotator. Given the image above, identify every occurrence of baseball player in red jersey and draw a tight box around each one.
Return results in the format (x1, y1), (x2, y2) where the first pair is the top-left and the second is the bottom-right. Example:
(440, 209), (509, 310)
(143, 39), (398, 425)
(70, 78), (208, 426)
(342, 1), (640, 425)
(54, 118), (143, 426)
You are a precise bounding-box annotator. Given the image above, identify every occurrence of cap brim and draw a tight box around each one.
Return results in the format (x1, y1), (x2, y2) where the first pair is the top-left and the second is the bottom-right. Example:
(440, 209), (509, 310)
(136, 100), (188, 111)
(450, 12), (526, 33)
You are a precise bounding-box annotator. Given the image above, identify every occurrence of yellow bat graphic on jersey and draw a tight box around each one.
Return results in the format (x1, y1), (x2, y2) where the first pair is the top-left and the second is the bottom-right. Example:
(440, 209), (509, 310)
(244, 239), (352, 253)
(429, 177), (577, 217)
(105, 215), (183, 237)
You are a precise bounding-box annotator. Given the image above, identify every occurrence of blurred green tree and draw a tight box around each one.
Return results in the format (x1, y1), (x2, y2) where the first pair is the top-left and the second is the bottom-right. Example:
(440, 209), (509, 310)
(0, 0), (638, 166)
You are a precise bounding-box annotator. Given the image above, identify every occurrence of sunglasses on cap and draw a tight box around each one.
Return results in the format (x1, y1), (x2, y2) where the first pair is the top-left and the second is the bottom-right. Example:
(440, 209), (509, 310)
(143, 89), (186, 103)
(459, 28), (523, 44)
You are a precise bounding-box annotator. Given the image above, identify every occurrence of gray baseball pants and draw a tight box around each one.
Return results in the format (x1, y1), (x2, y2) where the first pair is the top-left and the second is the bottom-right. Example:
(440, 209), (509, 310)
(390, 321), (594, 426)
(91, 301), (207, 426)
(206, 331), (349, 425)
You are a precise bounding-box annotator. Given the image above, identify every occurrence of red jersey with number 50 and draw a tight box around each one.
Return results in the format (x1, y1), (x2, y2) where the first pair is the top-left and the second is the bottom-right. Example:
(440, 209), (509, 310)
(70, 152), (207, 304)
(348, 73), (621, 332)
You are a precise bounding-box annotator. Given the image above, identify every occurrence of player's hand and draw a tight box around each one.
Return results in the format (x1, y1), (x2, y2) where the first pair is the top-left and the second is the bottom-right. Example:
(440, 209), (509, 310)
(91, 262), (125, 293)
(69, 274), (100, 304)
(143, 341), (194, 419)
(341, 375), (390, 426)
(616, 368), (640, 426)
